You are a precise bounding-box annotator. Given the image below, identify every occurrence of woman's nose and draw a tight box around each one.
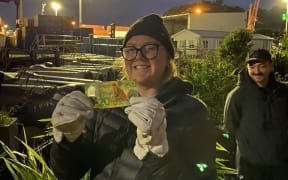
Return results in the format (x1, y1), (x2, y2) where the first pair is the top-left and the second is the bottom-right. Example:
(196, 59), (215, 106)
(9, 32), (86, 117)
(135, 50), (146, 61)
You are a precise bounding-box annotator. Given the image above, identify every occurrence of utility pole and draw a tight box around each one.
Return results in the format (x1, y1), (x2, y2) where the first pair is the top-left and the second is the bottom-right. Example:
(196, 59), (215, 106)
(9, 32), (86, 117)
(79, 0), (82, 28)
(285, 0), (288, 33)
(16, 0), (23, 48)
(247, 0), (260, 32)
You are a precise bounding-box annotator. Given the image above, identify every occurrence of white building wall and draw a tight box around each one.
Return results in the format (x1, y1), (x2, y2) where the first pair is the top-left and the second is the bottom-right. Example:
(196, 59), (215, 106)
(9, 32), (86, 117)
(171, 31), (199, 56)
(172, 30), (199, 49)
(172, 28), (274, 57)
(115, 31), (127, 38)
(187, 12), (247, 32)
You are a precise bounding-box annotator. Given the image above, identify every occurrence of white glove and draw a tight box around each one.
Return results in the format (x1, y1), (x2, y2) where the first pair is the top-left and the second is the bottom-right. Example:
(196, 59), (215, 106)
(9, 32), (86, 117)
(52, 91), (94, 143)
(125, 96), (168, 160)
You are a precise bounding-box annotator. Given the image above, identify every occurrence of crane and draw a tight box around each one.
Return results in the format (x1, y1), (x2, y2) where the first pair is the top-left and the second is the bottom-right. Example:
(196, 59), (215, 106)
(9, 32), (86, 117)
(247, 0), (260, 32)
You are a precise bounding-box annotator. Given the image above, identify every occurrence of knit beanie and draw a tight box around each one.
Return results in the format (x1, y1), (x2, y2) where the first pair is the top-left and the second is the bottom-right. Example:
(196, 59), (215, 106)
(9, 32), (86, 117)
(123, 14), (175, 59)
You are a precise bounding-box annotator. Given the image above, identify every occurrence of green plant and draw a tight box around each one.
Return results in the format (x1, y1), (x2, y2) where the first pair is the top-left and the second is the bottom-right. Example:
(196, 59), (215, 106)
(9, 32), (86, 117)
(0, 108), (17, 127)
(0, 127), (56, 180)
(178, 56), (237, 125)
(216, 28), (252, 68)
(32, 118), (53, 139)
(216, 142), (238, 180)
(0, 125), (91, 180)
(280, 34), (288, 58)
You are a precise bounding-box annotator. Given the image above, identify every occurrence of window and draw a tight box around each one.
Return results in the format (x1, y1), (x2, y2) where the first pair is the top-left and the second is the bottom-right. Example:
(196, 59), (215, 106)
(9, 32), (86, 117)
(188, 40), (194, 48)
(179, 40), (186, 48)
(202, 40), (208, 49)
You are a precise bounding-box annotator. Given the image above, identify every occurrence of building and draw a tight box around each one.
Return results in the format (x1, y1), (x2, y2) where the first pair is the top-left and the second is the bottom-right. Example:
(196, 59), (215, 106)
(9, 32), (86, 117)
(165, 12), (273, 57)
(171, 29), (274, 57)
(163, 12), (247, 35)
(80, 24), (129, 38)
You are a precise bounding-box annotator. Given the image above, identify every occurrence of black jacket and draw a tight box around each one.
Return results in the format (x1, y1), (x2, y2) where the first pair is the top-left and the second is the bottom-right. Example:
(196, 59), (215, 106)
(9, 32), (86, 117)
(50, 77), (216, 180)
(224, 70), (288, 166)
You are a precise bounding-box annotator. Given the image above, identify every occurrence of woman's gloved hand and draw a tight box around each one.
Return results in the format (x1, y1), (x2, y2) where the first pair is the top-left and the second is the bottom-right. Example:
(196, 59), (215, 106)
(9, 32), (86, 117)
(125, 96), (168, 160)
(52, 91), (94, 143)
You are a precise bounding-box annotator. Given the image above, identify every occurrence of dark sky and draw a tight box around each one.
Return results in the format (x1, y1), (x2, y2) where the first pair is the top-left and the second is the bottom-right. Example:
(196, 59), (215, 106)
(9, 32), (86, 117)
(0, 0), (280, 29)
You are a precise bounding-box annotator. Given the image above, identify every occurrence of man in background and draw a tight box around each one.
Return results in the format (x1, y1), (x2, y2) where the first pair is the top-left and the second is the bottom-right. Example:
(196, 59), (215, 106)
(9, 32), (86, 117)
(223, 49), (288, 180)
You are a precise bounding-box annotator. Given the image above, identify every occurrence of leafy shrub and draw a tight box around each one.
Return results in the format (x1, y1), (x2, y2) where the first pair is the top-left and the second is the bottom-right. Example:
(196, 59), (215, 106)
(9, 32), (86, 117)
(216, 28), (252, 68)
(178, 55), (237, 125)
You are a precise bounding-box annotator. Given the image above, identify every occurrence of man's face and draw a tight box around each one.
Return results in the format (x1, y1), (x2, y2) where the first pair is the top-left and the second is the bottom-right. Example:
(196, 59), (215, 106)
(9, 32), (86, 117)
(246, 61), (274, 87)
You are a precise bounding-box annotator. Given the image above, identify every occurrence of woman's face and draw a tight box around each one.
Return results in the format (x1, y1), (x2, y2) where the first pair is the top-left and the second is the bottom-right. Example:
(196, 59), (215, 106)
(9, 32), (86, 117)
(123, 35), (169, 88)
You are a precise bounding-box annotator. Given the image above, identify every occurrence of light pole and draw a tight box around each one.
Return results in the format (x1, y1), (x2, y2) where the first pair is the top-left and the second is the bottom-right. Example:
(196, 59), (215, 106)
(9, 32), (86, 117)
(51, 2), (61, 16)
(285, 0), (288, 33)
(79, 0), (82, 27)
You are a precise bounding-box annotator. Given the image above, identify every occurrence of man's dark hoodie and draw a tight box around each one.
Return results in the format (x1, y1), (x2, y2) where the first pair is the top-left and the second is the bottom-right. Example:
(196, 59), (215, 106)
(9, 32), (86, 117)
(224, 69), (288, 165)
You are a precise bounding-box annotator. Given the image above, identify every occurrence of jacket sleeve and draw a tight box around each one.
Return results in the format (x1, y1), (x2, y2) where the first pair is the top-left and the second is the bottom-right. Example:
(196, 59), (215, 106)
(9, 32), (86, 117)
(223, 88), (241, 135)
(222, 89), (240, 170)
(49, 109), (100, 180)
(49, 129), (96, 179)
(49, 138), (93, 179)
(49, 109), (128, 180)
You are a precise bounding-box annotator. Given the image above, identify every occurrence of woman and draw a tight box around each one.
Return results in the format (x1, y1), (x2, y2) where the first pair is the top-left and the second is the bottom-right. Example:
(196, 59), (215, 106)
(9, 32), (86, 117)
(50, 13), (216, 180)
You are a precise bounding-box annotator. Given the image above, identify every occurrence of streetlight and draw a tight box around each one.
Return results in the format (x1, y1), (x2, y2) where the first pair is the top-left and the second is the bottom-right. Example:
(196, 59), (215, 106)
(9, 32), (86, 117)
(3, 24), (8, 35)
(71, 20), (76, 28)
(195, 8), (202, 14)
(285, 0), (288, 33)
(51, 2), (61, 16)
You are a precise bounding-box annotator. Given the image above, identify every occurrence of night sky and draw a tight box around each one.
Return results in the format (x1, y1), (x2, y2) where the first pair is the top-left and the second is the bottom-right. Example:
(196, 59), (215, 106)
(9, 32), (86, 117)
(0, 0), (281, 29)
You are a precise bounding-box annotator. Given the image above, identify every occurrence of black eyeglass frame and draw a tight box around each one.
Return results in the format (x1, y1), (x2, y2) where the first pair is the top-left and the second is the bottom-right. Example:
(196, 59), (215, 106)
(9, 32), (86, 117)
(120, 43), (160, 61)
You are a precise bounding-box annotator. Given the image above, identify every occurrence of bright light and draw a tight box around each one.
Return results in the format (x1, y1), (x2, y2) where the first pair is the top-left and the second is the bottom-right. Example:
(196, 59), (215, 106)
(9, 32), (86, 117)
(71, 21), (76, 27)
(195, 8), (202, 14)
(51, 2), (61, 16)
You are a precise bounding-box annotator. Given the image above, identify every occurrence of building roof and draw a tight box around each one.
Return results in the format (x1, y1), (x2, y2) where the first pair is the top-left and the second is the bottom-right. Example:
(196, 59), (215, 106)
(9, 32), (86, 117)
(252, 33), (274, 40)
(172, 29), (274, 41)
(187, 30), (229, 38)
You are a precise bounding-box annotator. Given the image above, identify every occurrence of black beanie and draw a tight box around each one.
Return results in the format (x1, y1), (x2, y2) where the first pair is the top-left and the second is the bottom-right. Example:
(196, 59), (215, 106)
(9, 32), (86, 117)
(123, 14), (175, 59)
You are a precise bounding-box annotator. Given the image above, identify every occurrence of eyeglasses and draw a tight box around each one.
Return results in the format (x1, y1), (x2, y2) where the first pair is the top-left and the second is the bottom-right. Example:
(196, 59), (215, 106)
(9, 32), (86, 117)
(120, 43), (160, 61)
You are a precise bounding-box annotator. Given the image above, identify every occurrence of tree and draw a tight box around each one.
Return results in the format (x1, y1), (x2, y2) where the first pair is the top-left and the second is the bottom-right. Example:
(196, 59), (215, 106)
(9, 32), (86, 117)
(280, 34), (288, 57)
(215, 0), (224, 6)
(216, 28), (253, 68)
(256, 6), (285, 33)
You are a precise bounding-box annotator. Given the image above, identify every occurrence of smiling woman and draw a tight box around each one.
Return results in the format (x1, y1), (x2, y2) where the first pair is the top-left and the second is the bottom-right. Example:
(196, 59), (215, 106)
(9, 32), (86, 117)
(49, 13), (216, 180)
